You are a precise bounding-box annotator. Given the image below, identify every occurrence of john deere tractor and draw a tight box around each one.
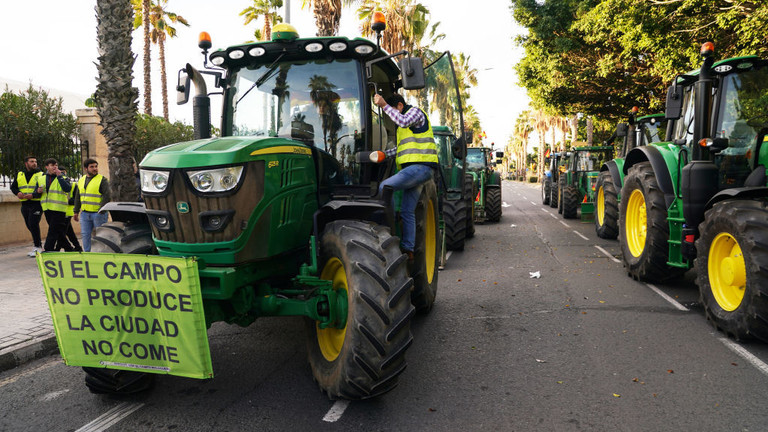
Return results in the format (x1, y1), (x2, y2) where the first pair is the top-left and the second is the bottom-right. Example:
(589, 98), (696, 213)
(434, 126), (474, 254)
(542, 151), (565, 208)
(595, 109), (669, 239)
(619, 42), (768, 341)
(76, 22), (467, 398)
(467, 147), (503, 223)
(557, 145), (613, 220)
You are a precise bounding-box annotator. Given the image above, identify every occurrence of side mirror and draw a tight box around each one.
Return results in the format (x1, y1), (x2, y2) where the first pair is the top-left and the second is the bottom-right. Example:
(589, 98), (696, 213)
(177, 69), (191, 105)
(495, 151), (504, 159)
(616, 123), (628, 137)
(665, 83), (683, 120)
(400, 57), (425, 90)
(464, 130), (474, 144)
(708, 137), (729, 153)
(452, 135), (466, 160)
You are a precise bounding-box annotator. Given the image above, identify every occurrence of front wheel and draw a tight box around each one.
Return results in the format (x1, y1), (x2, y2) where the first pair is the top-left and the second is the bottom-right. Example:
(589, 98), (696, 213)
(562, 185), (579, 219)
(542, 178), (551, 205)
(443, 199), (467, 251)
(410, 179), (440, 313)
(558, 176), (565, 214)
(307, 220), (414, 399)
(595, 171), (619, 239)
(84, 221), (156, 395)
(485, 186), (502, 222)
(696, 200), (768, 342)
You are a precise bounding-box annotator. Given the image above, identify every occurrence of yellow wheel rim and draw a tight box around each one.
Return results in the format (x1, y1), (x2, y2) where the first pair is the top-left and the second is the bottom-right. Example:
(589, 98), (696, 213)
(708, 232), (746, 312)
(596, 185), (605, 226)
(317, 257), (348, 361)
(625, 189), (647, 258)
(426, 199), (436, 284)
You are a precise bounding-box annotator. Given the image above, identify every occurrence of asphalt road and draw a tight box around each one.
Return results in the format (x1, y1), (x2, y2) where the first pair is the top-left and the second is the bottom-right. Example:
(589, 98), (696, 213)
(2, 179), (768, 431)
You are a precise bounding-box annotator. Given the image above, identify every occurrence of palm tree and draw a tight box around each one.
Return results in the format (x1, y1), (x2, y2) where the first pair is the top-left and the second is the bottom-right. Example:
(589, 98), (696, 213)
(130, 0), (152, 115)
(241, 0), (283, 41)
(148, 1), (189, 120)
(95, 0), (140, 202)
(301, 0), (361, 36)
(358, 0), (429, 56)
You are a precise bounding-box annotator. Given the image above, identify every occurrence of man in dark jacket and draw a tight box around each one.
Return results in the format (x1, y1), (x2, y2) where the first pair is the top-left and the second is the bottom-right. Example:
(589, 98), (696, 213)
(10, 156), (44, 257)
(33, 158), (72, 252)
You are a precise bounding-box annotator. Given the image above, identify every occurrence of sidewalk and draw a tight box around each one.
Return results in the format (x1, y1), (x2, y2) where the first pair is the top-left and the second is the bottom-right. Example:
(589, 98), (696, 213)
(0, 243), (59, 372)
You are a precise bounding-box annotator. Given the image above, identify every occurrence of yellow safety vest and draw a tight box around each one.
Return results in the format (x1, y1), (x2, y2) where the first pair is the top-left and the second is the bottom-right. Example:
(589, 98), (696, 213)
(16, 171), (43, 202)
(395, 107), (438, 170)
(64, 177), (75, 217)
(77, 174), (104, 212)
(41, 176), (69, 213)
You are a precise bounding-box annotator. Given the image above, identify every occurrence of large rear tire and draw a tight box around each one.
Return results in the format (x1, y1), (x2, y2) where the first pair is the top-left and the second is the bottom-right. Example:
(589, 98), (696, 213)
(558, 176), (565, 214)
(549, 176), (559, 209)
(563, 185), (579, 219)
(485, 186), (502, 222)
(465, 174), (476, 238)
(595, 171), (619, 239)
(541, 178), (551, 205)
(695, 200), (768, 342)
(443, 199), (467, 251)
(618, 162), (682, 282)
(307, 220), (414, 399)
(410, 179), (440, 313)
(83, 221), (157, 395)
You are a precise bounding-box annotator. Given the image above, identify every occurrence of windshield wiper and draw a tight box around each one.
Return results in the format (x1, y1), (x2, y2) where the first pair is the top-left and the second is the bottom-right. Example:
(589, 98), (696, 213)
(237, 52), (287, 104)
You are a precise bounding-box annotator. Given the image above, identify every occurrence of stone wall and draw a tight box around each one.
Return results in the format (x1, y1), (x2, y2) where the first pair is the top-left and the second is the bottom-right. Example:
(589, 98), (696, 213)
(0, 190), (81, 248)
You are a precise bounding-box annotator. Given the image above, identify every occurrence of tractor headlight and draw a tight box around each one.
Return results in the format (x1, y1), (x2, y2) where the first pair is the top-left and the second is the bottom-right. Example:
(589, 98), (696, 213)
(140, 169), (170, 193)
(187, 166), (244, 193)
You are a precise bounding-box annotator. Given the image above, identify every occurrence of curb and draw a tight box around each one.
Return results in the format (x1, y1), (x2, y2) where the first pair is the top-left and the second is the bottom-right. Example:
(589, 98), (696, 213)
(0, 335), (59, 373)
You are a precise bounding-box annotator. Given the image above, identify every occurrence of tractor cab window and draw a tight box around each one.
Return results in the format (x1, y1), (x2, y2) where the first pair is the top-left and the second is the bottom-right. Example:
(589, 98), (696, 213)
(466, 148), (485, 170)
(574, 151), (609, 171)
(229, 59), (364, 184)
(434, 132), (455, 170)
(673, 86), (696, 146)
(639, 118), (667, 146)
(716, 66), (768, 152)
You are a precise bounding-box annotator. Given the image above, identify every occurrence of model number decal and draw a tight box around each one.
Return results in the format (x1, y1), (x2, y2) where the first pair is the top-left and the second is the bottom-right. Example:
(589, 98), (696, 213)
(268, 161), (279, 168)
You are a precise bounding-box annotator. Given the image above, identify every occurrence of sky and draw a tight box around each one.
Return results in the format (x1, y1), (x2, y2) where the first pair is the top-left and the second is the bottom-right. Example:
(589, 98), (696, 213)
(0, 0), (529, 150)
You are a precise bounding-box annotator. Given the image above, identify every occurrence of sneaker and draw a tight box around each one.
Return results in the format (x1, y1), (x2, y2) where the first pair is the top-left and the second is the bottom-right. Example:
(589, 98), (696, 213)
(27, 247), (41, 258)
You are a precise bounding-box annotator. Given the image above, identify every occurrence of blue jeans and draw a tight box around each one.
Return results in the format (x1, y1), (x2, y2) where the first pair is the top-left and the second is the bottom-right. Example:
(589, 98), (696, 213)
(80, 211), (108, 252)
(379, 164), (434, 252)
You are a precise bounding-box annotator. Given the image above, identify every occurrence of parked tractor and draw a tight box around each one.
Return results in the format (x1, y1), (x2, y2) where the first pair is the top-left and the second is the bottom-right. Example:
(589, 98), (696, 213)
(434, 126), (474, 254)
(619, 42), (768, 341)
(467, 147), (503, 223)
(74, 21), (467, 398)
(557, 145), (613, 220)
(542, 151), (565, 208)
(595, 110), (669, 239)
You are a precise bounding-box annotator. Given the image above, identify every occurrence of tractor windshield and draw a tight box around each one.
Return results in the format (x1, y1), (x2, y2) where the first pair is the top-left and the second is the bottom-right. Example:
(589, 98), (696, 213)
(435, 132), (455, 170)
(229, 59), (364, 179)
(715, 65), (768, 152)
(639, 118), (667, 145)
(574, 150), (610, 171)
(466, 148), (486, 170)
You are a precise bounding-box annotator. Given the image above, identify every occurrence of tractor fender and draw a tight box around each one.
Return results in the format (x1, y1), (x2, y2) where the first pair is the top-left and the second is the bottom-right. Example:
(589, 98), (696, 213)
(704, 187), (768, 211)
(489, 171), (501, 186)
(313, 200), (390, 242)
(624, 146), (676, 207)
(601, 159), (624, 190)
(99, 201), (150, 225)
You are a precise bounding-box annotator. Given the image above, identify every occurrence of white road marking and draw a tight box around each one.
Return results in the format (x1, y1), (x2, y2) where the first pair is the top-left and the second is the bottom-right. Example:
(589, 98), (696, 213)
(719, 338), (768, 377)
(541, 208), (549, 213)
(559, 220), (569, 227)
(323, 400), (350, 422)
(502, 202), (511, 207)
(75, 402), (145, 432)
(645, 284), (689, 311)
(573, 231), (589, 241)
(530, 201), (537, 205)
(594, 245), (621, 263)
(549, 214), (558, 220)
(510, 224), (517, 228)
(446, 251), (452, 261)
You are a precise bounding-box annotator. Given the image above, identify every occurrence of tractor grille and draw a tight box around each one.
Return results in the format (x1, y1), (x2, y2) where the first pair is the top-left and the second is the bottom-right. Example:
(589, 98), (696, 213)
(144, 161), (265, 243)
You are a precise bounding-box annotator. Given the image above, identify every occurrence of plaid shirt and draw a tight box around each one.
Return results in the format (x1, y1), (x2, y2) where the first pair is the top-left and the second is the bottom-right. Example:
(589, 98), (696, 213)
(382, 104), (427, 158)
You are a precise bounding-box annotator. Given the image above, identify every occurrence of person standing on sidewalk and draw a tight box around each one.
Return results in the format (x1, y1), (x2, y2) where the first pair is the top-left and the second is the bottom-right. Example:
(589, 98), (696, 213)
(33, 158), (72, 252)
(373, 92), (438, 260)
(10, 156), (45, 257)
(56, 166), (82, 252)
(73, 159), (110, 252)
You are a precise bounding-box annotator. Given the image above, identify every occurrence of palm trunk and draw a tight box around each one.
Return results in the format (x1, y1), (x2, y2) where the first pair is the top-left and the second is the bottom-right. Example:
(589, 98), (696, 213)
(159, 36), (169, 121)
(142, 0), (152, 115)
(95, 0), (140, 203)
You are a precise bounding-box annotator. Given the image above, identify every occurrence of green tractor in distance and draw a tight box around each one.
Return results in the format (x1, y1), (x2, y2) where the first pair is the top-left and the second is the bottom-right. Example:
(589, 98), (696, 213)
(595, 110), (669, 239)
(80, 23), (468, 398)
(542, 151), (565, 208)
(434, 125), (474, 255)
(557, 145), (613, 220)
(619, 42), (768, 341)
(466, 147), (503, 223)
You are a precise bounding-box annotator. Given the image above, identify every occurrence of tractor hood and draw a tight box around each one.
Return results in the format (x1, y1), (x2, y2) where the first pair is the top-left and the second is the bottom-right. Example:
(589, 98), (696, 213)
(140, 136), (310, 169)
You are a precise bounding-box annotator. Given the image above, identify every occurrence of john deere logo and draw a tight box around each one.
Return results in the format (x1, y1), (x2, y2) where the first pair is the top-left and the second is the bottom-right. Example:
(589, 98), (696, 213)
(176, 202), (190, 214)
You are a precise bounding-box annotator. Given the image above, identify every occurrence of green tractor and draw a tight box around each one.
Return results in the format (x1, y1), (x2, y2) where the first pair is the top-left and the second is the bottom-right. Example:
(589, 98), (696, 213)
(79, 24), (468, 398)
(557, 145), (613, 220)
(434, 125), (474, 255)
(619, 42), (768, 341)
(595, 109), (669, 239)
(541, 151), (565, 208)
(466, 147), (503, 223)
